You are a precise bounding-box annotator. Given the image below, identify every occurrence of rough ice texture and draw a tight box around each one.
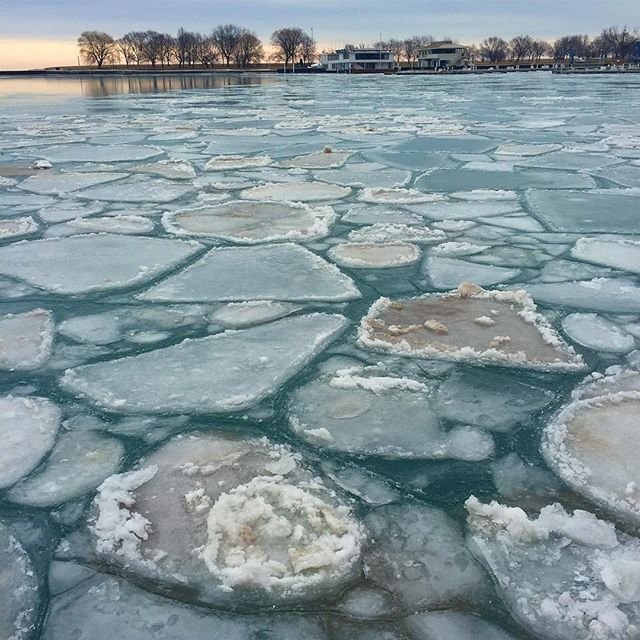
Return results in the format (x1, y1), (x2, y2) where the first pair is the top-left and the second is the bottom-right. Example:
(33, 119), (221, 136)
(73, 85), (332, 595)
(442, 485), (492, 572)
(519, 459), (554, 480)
(0, 309), (54, 370)
(61, 314), (348, 414)
(0, 216), (39, 239)
(562, 313), (636, 354)
(133, 159), (196, 180)
(240, 181), (351, 202)
(0, 520), (40, 640)
(202, 475), (362, 591)
(0, 395), (60, 489)
(57, 215), (155, 235)
(347, 223), (445, 245)
(289, 368), (494, 460)
(138, 243), (360, 303)
(542, 389), (640, 527)
(364, 503), (489, 611)
(0, 234), (201, 295)
(358, 289), (585, 372)
(571, 238), (640, 275)
(42, 572), (329, 640)
(205, 154), (272, 171)
(328, 242), (421, 268)
(84, 432), (363, 607)
(357, 187), (444, 205)
(466, 496), (640, 640)
(162, 200), (336, 244)
(7, 430), (124, 507)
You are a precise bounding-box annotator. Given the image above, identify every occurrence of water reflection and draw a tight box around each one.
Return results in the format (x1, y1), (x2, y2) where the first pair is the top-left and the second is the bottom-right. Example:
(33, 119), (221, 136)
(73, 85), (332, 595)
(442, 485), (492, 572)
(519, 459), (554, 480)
(0, 73), (277, 99)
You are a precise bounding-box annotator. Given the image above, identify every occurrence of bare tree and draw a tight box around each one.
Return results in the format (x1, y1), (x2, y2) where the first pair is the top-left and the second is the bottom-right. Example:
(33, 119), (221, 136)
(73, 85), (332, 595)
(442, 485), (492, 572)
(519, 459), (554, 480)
(299, 34), (316, 65)
(116, 35), (136, 67)
(510, 34), (533, 63)
(196, 35), (217, 68)
(403, 36), (427, 66)
(479, 36), (508, 64)
(553, 35), (590, 62)
(77, 31), (116, 68)
(589, 35), (613, 61)
(602, 25), (639, 60)
(176, 28), (198, 68)
(211, 24), (243, 66)
(271, 27), (307, 70)
(233, 30), (263, 68)
(529, 39), (549, 65)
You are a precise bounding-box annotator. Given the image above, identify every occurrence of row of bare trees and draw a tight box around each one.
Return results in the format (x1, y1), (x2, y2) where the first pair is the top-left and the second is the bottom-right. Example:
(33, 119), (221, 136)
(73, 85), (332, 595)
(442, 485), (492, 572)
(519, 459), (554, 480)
(78, 26), (316, 69)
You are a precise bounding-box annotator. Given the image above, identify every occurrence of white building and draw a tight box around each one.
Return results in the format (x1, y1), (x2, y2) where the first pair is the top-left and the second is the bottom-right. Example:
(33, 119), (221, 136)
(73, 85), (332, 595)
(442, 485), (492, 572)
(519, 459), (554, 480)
(320, 48), (395, 72)
(418, 41), (469, 69)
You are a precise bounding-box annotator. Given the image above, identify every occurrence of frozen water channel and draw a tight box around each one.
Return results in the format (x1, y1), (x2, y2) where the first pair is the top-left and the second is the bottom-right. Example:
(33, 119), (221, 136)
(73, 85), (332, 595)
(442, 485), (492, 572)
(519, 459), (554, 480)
(2, 72), (640, 640)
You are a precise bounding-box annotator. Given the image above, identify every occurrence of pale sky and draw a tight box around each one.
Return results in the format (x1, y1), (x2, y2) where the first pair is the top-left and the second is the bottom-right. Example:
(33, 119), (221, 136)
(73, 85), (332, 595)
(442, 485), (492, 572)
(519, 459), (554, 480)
(1, 0), (639, 70)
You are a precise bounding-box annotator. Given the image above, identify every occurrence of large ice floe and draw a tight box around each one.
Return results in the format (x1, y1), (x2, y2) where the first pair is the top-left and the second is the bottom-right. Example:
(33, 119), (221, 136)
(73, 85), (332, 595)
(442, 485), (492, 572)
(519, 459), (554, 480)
(240, 181), (351, 202)
(204, 154), (272, 171)
(288, 367), (494, 460)
(75, 176), (194, 203)
(61, 314), (348, 413)
(328, 242), (421, 268)
(357, 187), (444, 205)
(37, 144), (163, 163)
(16, 171), (128, 195)
(542, 370), (640, 528)
(424, 256), (520, 289)
(0, 309), (54, 370)
(69, 432), (364, 607)
(0, 520), (40, 640)
(466, 496), (640, 640)
(42, 571), (329, 640)
(0, 234), (201, 295)
(405, 611), (520, 640)
(562, 314), (636, 354)
(363, 503), (489, 610)
(571, 238), (640, 275)
(0, 395), (60, 489)
(347, 223), (445, 245)
(137, 244), (360, 302)
(279, 148), (353, 169)
(162, 200), (336, 243)
(358, 286), (585, 371)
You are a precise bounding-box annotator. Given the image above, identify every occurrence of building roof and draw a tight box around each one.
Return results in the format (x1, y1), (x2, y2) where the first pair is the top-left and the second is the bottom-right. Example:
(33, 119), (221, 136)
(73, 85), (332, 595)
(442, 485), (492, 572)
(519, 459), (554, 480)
(420, 41), (468, 50)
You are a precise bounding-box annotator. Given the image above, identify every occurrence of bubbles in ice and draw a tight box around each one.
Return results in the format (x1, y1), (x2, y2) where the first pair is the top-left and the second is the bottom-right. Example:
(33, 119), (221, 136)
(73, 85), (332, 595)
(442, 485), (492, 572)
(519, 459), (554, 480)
(162, 200), (336, 244)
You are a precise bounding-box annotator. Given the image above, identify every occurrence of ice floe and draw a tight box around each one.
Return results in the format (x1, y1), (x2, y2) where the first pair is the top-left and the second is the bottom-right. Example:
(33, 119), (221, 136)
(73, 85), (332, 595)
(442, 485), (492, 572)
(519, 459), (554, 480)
(0, 309), (54, 370)
(467, 496), (640, 640)
(204, 155), (272, 171)
(562, 313), (636, 353)
(43, 571), (329, 640)
(495, 142), (563, 156)
(17, 171), (128, 195)
(433, 369), (555, 433)
(364, 503), (489, 610)
(133, 159), (196, 180)
(7, 430), (124, 507)
(138, 244), (360, 302)
(424, 256), (520, 289)
(357, 187), (443, 205)
(0, 216), (38, 239)
(0, 395), (60, 489)
(61, 314), (348, 413)
(406, 611), (519, 640)
(0, 520), (40, 640)
(358, 288), (586, 371)
(162, 200), (336, 243)
(81, 432), (363, 606)
(209, 301), (300, 328)
(542, 387), (640, 527)
(47, 214), (155, 236)
(571, 237), (640, 275)
(347, 223), (445, 245)
(75, 176), (194, 203)
(328, 242), (421, 269)
(38, 144), (163, 163)
(279, 148), (353, 169)
(288, 368), (494, 460)
(0, 234), (201, 295)
(240, 181), (351, 202)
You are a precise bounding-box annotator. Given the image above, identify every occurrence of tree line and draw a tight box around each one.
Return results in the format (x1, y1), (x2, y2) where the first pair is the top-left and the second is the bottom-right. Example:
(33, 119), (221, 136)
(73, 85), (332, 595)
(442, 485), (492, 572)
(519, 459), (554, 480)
(78, 24), (639, 70)
(78, 26), (315, 69)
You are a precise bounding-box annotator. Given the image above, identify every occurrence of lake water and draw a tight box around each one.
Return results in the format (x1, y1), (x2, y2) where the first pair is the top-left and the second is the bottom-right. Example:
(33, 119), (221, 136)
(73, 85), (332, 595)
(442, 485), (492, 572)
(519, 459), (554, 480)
(1, 72), (640, 640)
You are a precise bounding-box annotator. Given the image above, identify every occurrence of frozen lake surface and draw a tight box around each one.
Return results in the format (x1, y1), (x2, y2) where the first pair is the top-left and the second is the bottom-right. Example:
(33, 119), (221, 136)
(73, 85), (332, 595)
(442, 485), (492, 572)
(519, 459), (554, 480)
(1, 72), (640, 640)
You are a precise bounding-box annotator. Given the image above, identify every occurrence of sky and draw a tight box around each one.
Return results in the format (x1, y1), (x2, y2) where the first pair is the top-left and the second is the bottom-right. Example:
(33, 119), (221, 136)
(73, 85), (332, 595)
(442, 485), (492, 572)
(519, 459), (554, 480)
(1, 0), (639, 70)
